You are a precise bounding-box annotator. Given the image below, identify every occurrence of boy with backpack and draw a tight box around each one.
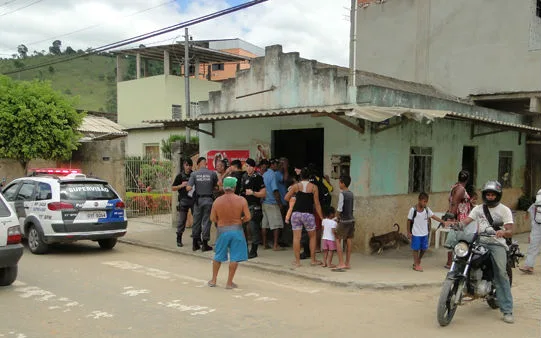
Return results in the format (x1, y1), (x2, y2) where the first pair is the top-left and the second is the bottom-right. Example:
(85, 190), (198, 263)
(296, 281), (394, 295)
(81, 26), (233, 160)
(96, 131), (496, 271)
(519, 188), (541, 274)
(407, 192), (447, 272)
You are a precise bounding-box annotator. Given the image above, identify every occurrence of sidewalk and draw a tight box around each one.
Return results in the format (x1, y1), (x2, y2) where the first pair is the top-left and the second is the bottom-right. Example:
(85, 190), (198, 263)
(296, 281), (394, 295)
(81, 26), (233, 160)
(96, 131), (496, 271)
(119, 217), (531, 290)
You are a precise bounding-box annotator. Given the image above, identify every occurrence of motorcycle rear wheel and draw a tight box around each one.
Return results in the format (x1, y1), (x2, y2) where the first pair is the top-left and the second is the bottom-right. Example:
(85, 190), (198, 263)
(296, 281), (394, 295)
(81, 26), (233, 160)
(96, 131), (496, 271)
(437, 279), (462, 327)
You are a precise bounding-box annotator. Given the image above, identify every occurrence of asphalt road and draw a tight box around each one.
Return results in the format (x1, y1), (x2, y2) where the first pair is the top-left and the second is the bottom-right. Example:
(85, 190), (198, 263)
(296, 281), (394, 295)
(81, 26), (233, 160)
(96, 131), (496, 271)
(0, 242), (539, 338)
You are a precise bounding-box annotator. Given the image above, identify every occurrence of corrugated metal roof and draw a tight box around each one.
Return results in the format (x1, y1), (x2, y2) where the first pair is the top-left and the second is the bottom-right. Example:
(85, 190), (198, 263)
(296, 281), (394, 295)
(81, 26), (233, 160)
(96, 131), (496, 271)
(143, 105), (541, 134)
(78, 115), (127, 140)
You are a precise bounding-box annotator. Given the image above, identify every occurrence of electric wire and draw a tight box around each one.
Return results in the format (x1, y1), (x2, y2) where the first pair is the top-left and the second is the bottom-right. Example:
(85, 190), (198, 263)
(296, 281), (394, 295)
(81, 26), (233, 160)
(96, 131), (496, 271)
(0, 0), (44, 17)
(2, 0), (267, 75)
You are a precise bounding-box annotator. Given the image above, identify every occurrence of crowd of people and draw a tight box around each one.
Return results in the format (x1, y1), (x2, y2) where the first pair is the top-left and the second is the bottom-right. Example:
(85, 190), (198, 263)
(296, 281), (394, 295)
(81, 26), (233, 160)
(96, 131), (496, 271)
(173, 158), (541, 324)
(171, 156), (356, 286)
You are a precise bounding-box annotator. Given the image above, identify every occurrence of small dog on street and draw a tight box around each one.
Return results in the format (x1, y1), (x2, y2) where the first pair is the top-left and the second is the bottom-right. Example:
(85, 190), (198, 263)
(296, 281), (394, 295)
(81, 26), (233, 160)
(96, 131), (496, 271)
(369, 223), (410, 254)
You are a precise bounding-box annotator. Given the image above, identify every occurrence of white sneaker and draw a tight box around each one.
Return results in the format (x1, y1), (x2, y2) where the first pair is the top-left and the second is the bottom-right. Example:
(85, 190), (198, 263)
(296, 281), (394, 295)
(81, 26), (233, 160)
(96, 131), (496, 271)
(503, 313), (514, 324)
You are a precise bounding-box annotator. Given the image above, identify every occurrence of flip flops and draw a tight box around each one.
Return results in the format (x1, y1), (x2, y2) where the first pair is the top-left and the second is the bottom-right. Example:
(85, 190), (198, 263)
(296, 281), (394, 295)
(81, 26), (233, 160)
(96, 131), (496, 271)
(519, 266), (534, 274)
(225, 282), (238, 290)
(331, 267), (346, 272)
(207, 281), (216, 287)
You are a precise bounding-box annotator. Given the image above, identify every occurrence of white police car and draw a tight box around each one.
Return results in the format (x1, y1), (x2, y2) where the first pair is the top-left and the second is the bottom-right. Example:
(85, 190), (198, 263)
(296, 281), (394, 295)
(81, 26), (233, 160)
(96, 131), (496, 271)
(0, 191), (23, 285)
(2, 168), (127, 254)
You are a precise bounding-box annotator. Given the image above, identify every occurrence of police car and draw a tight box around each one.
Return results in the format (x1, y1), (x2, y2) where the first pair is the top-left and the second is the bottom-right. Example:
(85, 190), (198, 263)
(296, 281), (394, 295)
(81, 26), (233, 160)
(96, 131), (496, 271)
(2, 168), (127, 254)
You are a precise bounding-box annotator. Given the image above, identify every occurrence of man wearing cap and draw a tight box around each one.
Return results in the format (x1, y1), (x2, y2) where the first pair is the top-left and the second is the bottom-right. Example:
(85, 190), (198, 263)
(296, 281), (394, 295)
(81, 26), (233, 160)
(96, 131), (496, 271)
(261, 158), (285, 250)
(208, 176), (251, 289)
(240, 158), (266, 258)
(187, 157), (218, 252)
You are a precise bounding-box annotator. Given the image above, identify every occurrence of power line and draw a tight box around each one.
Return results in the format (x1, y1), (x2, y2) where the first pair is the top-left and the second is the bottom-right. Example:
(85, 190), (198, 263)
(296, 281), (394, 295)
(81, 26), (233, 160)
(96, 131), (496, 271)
(2, 0), (268, 75)
(0, 0), (20, 9)
(0, 0), (44, 17)
(27, 0), (176, 46)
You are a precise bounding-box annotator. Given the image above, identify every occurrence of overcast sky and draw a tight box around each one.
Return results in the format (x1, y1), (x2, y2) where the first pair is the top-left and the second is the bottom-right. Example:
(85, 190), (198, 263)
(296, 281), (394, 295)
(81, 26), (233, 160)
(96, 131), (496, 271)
(0, 0), (352, 66)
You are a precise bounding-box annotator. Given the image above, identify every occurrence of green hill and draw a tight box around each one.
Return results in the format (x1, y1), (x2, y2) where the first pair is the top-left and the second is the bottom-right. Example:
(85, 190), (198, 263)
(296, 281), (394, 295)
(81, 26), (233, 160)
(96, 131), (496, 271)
(0, 54), (129, 112)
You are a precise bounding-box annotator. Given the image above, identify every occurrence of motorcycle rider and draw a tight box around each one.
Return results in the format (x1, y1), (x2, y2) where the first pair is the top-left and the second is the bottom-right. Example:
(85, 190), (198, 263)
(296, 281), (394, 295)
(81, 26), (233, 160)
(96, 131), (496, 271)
(452, 181), (514, 324)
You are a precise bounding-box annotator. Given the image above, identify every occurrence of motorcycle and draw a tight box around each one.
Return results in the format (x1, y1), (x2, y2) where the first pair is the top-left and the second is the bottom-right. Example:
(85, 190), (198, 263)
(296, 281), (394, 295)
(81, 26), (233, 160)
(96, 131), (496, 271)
(436, 224), (523, 326)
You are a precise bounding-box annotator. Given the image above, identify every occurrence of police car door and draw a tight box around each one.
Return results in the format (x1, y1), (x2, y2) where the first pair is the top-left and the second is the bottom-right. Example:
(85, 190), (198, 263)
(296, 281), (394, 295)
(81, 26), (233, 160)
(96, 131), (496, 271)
(14, 181), (37, 227)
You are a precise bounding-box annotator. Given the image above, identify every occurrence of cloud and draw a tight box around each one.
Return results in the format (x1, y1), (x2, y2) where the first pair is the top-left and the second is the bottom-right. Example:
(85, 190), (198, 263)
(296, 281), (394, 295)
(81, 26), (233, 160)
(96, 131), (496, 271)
(0, 0), (351, 66)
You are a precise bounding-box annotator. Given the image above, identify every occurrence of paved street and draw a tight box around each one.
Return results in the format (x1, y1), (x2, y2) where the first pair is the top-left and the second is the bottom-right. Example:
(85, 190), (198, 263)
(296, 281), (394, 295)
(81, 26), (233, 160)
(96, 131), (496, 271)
(0, 241), (539, 338)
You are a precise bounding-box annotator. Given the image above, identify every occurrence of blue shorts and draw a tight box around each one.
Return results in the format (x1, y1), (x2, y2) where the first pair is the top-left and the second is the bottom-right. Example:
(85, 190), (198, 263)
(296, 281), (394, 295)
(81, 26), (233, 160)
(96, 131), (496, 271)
(411, 235), (429, 251)
(214, 227), (248, 263)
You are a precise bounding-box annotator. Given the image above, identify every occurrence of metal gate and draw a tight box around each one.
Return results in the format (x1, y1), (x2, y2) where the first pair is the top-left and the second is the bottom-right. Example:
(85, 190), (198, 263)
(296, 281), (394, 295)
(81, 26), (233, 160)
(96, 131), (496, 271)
(124, 157), (172, 224)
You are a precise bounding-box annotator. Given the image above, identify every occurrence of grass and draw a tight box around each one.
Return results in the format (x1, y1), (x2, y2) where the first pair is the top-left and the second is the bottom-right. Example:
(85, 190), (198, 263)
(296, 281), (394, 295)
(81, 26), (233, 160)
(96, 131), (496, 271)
(0, 54), (128, 112)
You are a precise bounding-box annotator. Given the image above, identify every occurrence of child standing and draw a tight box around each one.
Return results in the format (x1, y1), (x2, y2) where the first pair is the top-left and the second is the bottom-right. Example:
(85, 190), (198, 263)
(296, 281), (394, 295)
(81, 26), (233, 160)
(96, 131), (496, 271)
(407, 192), (446, 272)
(321, 207), (338, 268)
(333, 175), (355, 271)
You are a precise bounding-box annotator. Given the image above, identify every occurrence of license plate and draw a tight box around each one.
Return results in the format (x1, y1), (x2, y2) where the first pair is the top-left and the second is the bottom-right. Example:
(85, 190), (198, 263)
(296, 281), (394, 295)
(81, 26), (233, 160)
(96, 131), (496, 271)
(84, 211), (106, 220)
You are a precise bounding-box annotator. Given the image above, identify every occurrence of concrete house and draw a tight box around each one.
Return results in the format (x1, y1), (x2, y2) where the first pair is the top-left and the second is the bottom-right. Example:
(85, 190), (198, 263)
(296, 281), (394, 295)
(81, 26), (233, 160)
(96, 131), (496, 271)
(115, 43), (253, 159)
(352, 0), (541, 193)
(145, 45), (541, 252)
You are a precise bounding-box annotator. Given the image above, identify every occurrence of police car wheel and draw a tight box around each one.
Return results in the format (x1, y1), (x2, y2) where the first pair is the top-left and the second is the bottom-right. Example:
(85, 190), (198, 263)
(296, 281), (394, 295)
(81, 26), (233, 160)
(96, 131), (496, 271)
(27, 224), (48, 255)
(98, 238), (117, 250)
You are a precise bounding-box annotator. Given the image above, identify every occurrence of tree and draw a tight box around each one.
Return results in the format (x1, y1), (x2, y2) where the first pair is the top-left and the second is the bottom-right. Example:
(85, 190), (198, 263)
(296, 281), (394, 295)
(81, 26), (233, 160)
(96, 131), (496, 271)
(0, 75), (84, 171)
(49, 40), (62, 55)
(64, 46), (76, 55)
(17, 44), (28, 58)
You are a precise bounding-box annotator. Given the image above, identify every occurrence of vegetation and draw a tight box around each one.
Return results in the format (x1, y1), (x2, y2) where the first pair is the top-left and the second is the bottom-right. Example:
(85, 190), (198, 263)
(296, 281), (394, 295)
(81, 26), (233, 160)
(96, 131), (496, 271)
(160, 134), (199, 159)
(0, 75), (84, 170)
(125, 192), (172, 215)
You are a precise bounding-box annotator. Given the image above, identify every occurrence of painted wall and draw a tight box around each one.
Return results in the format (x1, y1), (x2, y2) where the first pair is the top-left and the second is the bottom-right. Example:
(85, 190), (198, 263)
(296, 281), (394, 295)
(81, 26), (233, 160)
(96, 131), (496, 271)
(199, 115), (526, 252)
(355, 0), (541, 97)
(204, 45), (350, 115)
(125, 128), (186, 159)
(117, 75), (221, 127)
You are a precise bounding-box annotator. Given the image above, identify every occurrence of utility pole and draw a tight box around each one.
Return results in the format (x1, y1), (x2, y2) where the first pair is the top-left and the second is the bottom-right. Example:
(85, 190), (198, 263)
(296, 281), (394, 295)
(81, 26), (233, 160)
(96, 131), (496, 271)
(349, 0), (357, 88)
(184, 27), (191, 143)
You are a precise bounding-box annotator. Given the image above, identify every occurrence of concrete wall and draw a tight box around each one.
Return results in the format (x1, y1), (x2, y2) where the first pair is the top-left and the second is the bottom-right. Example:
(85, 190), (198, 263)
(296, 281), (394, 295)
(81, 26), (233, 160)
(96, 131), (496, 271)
(204, 45), (350, 114)
(70, 138), (126, 199)
(117, 75), (221, 127)
(355, 0), (541, 97)
(199, 114), (526, 252)
(125, 128), (186, 159)
(0, 159), (56, 185)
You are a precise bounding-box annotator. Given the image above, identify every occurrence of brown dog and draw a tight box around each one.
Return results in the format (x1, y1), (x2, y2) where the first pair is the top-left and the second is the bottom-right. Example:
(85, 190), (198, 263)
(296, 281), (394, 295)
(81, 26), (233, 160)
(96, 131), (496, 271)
(369, 223), (410, 254)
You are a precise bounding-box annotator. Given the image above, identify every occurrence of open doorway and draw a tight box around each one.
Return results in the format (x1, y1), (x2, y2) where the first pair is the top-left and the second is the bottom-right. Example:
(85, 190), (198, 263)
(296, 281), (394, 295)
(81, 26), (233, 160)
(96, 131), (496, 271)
(462, 146), (476, 194)
(272, 128), (324, 171)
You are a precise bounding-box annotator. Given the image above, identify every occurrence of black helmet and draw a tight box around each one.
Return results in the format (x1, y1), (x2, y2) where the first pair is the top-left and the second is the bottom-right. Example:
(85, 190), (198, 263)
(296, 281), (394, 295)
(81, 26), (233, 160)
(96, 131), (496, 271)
(481, 181), (502, 207)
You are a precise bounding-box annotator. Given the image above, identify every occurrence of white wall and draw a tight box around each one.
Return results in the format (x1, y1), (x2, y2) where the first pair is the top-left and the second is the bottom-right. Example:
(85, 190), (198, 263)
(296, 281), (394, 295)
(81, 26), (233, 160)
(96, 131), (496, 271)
(355, 0), (541, 97)
(126, 128), (186, 159)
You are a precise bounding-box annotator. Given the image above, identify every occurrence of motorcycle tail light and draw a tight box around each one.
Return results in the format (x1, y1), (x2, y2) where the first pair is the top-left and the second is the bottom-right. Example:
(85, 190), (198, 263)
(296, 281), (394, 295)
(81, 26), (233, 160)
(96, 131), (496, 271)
(454, 242), (469, 258)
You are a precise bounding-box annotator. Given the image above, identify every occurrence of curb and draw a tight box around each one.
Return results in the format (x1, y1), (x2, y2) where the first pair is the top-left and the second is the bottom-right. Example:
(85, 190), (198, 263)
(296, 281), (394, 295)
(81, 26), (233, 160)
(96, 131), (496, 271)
(118, 238), (443, 290)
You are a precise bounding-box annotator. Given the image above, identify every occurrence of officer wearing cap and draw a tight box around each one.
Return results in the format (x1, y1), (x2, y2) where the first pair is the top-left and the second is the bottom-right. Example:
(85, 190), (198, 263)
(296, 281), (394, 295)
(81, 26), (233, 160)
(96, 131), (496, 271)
(186, 157), (218, 252)
(240, 158), (266, 258)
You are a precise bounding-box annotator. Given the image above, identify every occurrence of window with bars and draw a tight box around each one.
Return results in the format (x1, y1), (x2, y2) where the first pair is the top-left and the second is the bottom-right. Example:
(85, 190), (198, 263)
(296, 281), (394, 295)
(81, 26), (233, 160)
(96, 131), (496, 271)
(190, 102), (200, 116)
(408, 147), (432, 193)
(172, 104), (182, 119)
(498, 151), (513, 188)
(212, 63), (224, 71)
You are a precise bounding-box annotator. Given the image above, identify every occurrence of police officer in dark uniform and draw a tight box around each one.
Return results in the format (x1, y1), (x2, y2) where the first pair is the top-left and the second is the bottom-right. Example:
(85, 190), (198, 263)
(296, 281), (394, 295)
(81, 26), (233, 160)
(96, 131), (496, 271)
(187, 157), (218, 252)
(240, 158), (266, 258)
(171, 158), (194, 247)
(228, 159), (245, 195)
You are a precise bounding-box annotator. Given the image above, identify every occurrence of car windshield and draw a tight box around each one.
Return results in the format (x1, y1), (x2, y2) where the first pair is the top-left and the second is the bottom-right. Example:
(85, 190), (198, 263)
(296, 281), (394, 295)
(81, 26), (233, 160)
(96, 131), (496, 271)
(60, 182), (118, 201)
(0, 197), (12, 217)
